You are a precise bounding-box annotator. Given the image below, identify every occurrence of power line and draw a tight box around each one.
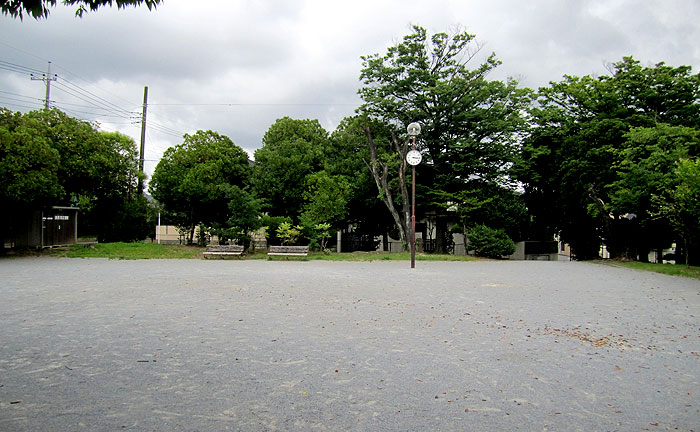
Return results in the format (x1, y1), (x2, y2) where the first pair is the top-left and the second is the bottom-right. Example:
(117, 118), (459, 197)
(49, 63), (139, 109)
(51, 82), (136, 120)
(0, 99), (42, 111)
(0, 60), (45, 75)
(54, 78), (137, 118)
(146, 119), (185, 137)
(0, 90), (42, 102)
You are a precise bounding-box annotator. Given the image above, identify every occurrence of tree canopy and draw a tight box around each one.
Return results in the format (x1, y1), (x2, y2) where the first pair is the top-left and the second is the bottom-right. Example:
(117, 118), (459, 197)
(0, 108), (149, 242)
(3, 25), (699, 263)
(149, 130), (251, 244)
(516, 57), (700, 261)
(357, 25), (530, 252)
(251, 117), (328, 219)
(0, 0), (161, 19)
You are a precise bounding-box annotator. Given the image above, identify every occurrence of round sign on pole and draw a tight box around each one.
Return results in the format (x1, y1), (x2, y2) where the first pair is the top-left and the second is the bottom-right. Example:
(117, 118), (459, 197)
(407, 122), (421, 136)
(406, 149), (422, 166)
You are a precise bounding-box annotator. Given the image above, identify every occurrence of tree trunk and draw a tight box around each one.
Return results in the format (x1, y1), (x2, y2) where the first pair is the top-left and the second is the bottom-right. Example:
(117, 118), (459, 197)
(393, 130), (412, 248)
(363, 127), (409, 250)
(434, 216), (450, 254)
(188, 222), (195, 245)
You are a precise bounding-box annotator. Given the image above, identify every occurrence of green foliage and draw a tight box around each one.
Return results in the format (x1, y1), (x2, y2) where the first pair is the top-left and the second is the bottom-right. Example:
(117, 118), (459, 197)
(215, 186), (262, 250)
(313, 223), (332, 252)
(149, 130), (251, 244)
(329, 115), (404, 241)
(609, 124), (698, 214)
(652, 159), (700, 265)
(260, 215), (291, 246)
(358, 25), (530, 253)
(0, 111), (62, 206)
(301, 170), (350, 228)
(432, 185), (527, 242)
(467, 225), (516, 258)
(252, 117), (328, 218)
(517, 57), (700, 260)
(0, 109), (148, 243)
(276, 221), (302, 246)
(1, 0), (162, 20)
(94, 193), (152, 243)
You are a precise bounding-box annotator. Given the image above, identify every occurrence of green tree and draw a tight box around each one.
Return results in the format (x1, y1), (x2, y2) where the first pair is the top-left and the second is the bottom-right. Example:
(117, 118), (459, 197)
(433, 184), (527, 243)
(0, 109), (62, 208)
(329, 115), (398, 248)
(652, 159), (700, 266)
(358, 25), (530, 253)
(517, 57), (700, 259)
(252, 117), (328, 218)
(301, 170), (350, 228)
(260, 215), (290, 247)
(0, 109), (147, 243)
(149, 130), (251, 244)
(1, 0), (162, 19)
(216, 186), (262, 251)
(276, 221), (301, 246)
(607, 124), (699, 259)
(86, 130), (150, 242)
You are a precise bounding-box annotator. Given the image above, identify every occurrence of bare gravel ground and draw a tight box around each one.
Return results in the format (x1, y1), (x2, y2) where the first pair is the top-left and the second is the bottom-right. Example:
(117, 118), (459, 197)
(0, 257), (698, 431)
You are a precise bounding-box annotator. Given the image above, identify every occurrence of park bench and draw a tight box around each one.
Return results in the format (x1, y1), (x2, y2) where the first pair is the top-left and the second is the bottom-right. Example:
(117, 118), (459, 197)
(267, 245), (309, 258)
(203, 244), (244, 259)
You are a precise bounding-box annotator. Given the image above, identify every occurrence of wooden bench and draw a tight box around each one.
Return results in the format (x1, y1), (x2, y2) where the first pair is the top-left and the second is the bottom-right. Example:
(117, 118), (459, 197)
(267, 245), (309, 258)
(203, 244), (244, 258)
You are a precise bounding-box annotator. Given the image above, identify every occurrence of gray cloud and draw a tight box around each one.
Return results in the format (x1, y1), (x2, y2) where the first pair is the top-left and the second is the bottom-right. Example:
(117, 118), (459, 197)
(2, 0), (699, 179)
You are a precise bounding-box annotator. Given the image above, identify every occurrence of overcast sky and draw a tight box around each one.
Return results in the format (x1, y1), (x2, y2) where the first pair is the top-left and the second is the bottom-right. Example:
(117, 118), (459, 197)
(2, 0), (699, 179)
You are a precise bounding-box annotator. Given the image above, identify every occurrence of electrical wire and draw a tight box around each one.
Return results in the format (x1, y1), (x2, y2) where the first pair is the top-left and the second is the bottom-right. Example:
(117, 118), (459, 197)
(0, 60), (45, 75)
(51, 81), (136, 120)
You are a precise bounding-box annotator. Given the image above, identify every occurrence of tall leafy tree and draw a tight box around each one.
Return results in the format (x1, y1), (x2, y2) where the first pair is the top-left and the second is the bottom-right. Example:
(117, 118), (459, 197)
(0, 108), (148, 243)
(328, 115), (396, 246)
(301, 170), (351, 228)
(0, 109), (62, 208)
(218, 185), (262, 250)
(517, 57), (700, 259)
(252, 117), (328, 219)
(653, 159), (700, 266)
(149, 130), (251, 244)
(358, 25), (530, 252)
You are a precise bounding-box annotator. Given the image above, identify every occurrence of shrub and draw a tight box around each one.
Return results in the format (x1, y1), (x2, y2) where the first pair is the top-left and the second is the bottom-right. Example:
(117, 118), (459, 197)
(467, 225), (515, 258)
(261, 215), (291, 246)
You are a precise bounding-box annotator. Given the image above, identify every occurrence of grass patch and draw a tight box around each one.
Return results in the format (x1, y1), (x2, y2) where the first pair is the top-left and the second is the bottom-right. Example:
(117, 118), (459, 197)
(309, 251), (478, 262)
(249, 250), (477, 262)
(46, 242), (479, 262)
(50, 242), (205, 260)
(609, 261), (700, 280)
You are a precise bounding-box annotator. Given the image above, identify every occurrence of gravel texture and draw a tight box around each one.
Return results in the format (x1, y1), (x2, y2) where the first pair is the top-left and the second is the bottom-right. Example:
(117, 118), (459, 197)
(0, 257), (698, 431)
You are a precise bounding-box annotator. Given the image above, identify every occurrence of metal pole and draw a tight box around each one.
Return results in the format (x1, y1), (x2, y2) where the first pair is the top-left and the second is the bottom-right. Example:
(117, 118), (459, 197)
(411, 135), (416, 269)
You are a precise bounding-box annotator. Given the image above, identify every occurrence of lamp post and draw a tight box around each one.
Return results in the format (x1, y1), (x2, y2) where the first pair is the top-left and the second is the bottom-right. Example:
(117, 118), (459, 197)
(406, 122), (422, 269)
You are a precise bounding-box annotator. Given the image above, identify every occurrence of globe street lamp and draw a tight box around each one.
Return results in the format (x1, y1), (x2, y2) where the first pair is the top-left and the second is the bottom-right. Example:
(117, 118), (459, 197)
(406, 122), (421, 269)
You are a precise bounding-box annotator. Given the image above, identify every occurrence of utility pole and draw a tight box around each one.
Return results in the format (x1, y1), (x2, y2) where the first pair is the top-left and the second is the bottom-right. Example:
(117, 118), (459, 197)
(31, 61), (57, 110)
(138, 86), (148, 195)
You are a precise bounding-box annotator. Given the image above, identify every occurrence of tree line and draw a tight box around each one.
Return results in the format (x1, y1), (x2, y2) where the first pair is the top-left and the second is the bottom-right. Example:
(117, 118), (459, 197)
(0, 109), (151, 243)
(2, 25), (699, 263)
